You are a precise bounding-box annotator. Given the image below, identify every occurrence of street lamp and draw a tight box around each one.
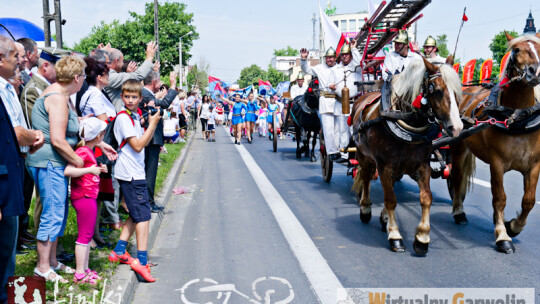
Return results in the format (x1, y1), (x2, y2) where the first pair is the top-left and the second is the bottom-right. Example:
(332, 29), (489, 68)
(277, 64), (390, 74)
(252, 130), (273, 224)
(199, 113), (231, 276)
(179, 30), (193, 90)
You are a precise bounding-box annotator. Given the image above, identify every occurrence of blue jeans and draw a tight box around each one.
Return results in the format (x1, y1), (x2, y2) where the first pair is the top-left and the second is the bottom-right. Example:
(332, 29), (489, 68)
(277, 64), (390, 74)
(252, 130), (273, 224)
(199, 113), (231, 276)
(29, 162), (69, 242)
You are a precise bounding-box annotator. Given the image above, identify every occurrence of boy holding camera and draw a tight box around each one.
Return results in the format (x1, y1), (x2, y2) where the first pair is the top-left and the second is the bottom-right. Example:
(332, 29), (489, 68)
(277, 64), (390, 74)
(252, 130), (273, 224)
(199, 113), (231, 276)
(108, 79), (162, 282)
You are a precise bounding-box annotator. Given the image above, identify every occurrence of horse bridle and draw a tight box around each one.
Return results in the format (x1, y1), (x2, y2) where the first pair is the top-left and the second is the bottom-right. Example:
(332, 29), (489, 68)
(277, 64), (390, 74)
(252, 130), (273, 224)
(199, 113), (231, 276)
(504, 49), (528, 84)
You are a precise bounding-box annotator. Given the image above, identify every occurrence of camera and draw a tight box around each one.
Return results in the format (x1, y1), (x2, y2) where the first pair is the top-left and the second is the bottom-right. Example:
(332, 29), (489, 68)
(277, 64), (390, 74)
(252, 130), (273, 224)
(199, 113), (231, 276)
(147, 106), (164, 117)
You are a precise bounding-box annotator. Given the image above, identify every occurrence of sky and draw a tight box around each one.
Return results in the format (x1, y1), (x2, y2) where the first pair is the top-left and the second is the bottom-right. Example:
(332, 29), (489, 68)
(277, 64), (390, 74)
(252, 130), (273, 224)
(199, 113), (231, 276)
(3, 0), (540, 82)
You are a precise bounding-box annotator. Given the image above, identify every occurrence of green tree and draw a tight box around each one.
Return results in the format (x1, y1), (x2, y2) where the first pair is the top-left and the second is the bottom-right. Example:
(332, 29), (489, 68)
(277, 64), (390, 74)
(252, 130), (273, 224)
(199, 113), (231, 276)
(324, 2), (337, 16)
(267, 65), (286, 87)
(238, 64), (267, 88)
(489, 30), (519, 64)
(187, 58), (209, 93)
(436, 34), (450, 58)
(273, 46), (300, 56)
(73, 2), (198, 75)
(473, 58), (484, 81)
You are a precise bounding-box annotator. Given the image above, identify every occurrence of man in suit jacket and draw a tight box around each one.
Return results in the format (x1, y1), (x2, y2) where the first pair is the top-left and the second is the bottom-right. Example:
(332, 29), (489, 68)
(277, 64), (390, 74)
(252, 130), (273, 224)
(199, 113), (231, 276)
(16, 38), (39, 86)
(140, 70), (178, 212)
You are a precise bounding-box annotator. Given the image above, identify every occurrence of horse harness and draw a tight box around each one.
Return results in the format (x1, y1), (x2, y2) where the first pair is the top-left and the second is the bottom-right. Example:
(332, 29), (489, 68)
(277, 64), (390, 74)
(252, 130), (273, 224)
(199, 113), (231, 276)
(354, 72), (442, 144)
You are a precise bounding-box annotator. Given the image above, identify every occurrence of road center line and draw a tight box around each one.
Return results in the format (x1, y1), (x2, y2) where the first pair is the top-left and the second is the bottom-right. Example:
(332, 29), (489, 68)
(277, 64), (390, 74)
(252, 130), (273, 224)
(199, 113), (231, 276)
(231, 136), (343, 304)
(472, 178), (491, 188)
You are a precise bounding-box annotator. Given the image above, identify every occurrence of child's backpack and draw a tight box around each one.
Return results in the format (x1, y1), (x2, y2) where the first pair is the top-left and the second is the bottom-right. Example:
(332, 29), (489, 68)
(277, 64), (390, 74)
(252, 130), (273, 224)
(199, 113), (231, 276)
(96, 110), (135, 165)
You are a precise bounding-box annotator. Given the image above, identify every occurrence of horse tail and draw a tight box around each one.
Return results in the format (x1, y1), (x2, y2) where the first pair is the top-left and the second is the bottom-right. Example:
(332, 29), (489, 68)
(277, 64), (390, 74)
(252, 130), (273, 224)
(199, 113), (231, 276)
(461, 150), (476, 193)
(351, 166), (363, 196)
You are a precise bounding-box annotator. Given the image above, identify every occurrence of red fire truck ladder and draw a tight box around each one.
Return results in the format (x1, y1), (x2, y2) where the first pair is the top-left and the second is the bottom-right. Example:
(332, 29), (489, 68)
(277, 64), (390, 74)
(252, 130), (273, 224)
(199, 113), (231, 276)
(354, 0), (431, 64)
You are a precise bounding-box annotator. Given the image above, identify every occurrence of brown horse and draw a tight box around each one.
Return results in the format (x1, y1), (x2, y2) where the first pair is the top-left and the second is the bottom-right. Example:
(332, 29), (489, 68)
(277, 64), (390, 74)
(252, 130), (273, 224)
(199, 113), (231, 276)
(351, 56), (463, 255)
(450, 32), (540, 253)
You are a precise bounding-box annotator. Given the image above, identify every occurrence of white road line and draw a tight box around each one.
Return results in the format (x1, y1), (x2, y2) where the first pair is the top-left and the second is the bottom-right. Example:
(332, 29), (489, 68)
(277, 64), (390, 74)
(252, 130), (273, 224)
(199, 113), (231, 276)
(232, 137), (343, 304)
(472, 178), (491, 188)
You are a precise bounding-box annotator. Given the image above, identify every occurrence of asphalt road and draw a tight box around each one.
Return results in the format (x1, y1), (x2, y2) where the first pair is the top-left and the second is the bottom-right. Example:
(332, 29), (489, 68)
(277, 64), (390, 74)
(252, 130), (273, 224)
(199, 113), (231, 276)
(133, 126), (540, 303)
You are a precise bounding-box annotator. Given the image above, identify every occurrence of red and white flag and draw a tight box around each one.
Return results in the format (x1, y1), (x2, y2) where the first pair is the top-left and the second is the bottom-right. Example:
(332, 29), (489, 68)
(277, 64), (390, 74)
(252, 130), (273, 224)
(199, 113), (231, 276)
(319, 3), (347, 54)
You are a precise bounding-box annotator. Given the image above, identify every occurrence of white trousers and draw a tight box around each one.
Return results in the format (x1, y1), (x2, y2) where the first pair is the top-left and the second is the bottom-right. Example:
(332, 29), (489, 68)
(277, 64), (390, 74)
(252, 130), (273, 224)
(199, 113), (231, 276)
(321, 113), (350, 155)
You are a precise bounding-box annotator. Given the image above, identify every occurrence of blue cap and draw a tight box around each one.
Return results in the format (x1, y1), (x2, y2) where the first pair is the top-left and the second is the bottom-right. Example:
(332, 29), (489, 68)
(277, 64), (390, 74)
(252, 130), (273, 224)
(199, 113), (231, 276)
(38, 47), (70, 64)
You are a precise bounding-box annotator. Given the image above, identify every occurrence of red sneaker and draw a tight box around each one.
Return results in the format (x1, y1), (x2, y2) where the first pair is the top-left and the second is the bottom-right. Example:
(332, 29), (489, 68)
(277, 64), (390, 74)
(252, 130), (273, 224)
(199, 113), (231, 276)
(130, 259), (156, 283)
(108, 251), (135, 264)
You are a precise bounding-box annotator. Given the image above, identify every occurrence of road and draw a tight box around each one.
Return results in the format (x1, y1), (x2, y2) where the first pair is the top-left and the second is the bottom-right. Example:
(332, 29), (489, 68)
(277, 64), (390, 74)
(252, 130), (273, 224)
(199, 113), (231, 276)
(133, 125), (540, 304)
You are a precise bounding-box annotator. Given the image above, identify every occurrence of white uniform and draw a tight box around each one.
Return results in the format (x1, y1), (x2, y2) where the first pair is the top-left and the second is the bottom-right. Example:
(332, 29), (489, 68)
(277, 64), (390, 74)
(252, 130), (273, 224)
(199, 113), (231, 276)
(427, 54), (446, 64)
(382, 51), (422, 81)
(333, 49), (362, 157)
(301, 59), (340, 155)
(290, 84), (308, 99)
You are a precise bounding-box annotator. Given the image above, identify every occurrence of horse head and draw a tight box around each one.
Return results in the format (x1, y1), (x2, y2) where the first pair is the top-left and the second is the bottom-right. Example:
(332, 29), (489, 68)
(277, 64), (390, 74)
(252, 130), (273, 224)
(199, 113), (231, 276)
(421, 56), (464, 137)
(505, 32), (540, 87)
(303, 77), (320, 110)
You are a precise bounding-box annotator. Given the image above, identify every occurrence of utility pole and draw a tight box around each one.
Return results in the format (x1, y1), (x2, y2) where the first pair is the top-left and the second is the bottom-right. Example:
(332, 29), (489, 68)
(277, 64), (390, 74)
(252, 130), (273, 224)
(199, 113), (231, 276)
(43, 0), (65, 48)
(154, 0), (160, 62)
(311, 13), (317, 51)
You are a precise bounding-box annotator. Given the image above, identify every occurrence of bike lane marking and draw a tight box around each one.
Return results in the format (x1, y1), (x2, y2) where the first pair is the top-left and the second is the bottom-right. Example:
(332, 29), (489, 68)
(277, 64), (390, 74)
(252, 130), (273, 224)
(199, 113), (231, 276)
(231, 136), (343, 304)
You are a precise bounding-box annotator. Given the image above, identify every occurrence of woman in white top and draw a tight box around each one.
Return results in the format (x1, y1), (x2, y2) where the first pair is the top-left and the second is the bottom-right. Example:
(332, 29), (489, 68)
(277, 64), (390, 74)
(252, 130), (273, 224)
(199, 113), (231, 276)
(79, 58), (116, 121)
(198, 94), (211, 139)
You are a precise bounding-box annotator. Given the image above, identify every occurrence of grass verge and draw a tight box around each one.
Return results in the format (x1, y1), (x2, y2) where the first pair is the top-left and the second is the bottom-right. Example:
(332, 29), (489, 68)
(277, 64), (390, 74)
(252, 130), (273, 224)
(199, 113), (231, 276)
(15, 141), (186, 302)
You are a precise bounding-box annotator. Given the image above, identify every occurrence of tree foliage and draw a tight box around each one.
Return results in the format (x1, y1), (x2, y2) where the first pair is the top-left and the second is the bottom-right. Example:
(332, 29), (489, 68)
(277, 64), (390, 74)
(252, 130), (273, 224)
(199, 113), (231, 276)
(237, 65), (267, 88)
(436, 34), (450, 58)
(273, 46), (300, 57)
(73, 2), (198, 75)
(267, 65), (287, 86)
(187, 58), (209, 93)
(489, 30), (519, 64)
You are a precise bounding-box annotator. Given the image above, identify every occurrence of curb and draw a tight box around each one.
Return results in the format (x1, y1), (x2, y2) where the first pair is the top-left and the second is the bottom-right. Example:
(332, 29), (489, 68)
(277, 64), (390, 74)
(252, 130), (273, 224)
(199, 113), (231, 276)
(110, 131), (196, 304)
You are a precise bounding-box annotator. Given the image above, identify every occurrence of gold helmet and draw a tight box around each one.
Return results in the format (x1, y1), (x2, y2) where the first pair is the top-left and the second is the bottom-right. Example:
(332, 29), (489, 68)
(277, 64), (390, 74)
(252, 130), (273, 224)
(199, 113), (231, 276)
(297, 72), (305, 80)
(340, 43), (352, 55)
(423, 36), (437, 48)
(393, 30), (409, 45)
(325, 47), (337, 57)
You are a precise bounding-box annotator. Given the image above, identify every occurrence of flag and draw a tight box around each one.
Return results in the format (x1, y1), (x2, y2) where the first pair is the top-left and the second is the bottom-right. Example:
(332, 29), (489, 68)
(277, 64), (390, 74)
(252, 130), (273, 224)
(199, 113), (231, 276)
(462, 13), (468, 21)
(319, 3), (348, 55)
(242, 85), (253, 98)
(214, 82), (227, 98)
(499, 52), (511, 76)
(276, 81), (290, 94)
(208, 76), (221, 93)
(366, 0), (376, 18)
(480, 59), (493, 83)
(462, 59), (476, 84)
(453, 63), (460, 74)
(258, 79), (276, 96)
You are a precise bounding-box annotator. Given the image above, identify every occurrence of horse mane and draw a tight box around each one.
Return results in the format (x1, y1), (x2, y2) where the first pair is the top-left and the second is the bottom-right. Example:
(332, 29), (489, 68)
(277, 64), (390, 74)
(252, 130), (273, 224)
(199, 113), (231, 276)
(391, 59), (462, 105)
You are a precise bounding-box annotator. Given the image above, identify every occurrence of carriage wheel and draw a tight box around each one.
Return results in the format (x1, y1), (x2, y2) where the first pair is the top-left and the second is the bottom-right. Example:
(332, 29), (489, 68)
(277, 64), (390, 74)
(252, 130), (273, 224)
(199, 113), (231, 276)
(273, 113), (278, 153)
(319, 130), (333, 182)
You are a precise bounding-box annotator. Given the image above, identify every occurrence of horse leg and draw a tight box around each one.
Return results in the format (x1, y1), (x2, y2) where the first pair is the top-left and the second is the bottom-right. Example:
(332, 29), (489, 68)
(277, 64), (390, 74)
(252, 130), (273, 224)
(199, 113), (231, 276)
(295, 126), (302, 158)
(305, 131), (311, 158)
(354, 156), (375, 223)
(413, 163), (433, 255)
(380, 167), (405, 252)
(505, 164), (540, 237)
(311, 131), (317, 162)
(490, 161), (514, 253)
(449, 141), (472, 225)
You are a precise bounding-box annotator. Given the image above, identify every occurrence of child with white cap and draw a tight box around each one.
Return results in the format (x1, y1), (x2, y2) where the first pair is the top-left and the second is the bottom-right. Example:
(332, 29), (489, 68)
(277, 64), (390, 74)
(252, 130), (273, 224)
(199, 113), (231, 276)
(64, 117), (108, 284)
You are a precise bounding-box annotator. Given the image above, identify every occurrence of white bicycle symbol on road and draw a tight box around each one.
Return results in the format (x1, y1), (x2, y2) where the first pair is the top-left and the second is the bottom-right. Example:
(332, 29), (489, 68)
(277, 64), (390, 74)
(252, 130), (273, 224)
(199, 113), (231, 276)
(175, 277), (295, 304)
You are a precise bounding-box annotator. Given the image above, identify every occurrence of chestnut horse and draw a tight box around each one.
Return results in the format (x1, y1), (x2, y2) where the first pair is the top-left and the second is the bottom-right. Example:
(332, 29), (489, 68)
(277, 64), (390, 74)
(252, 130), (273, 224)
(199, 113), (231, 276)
(351, 56), (463, 255)
(450, 32), (540, 253)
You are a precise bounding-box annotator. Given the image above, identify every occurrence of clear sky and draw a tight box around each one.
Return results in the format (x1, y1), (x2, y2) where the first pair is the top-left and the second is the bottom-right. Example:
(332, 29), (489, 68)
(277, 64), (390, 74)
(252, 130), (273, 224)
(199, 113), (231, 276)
(4, 0), (540, 82)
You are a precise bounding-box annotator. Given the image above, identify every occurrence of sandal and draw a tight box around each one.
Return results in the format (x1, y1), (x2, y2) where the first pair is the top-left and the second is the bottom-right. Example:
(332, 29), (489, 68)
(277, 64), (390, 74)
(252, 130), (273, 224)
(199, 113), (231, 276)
(86, 268), (102, 280)
(34, 267), (67, 283)
(52, 261), (75, 274)
(73, 272), (98, 285)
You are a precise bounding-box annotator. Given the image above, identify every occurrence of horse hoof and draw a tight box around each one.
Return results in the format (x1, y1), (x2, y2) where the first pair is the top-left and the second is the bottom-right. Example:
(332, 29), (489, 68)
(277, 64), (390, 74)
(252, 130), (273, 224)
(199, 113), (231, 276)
(389, 239), (405, 253)
(496, 240), (515, 254)
(379, 213), (387, 232)
(296, 152), (302, 159)
(504, 220), (521, 238)
(359, 211), (371, 223)
(453, 213), (468, 225)
(310, 156), (316, 162)
(413, 240), (429, 256)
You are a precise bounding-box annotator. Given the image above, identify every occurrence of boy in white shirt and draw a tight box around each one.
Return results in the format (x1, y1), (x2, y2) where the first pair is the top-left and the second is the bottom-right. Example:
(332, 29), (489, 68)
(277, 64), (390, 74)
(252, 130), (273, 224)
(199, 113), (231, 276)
(108, 79), (161, 283)
(207, 106), (217, 142)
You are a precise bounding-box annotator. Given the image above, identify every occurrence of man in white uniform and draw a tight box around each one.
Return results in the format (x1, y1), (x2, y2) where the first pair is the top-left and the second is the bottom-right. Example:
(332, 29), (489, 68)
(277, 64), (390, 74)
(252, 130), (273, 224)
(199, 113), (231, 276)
(300, 47), (340, 161)
(290, 72), (308, 99)
(381, 30), (422, 81)
(333, 42), (362, 162)
(423, 35), (446, 64)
